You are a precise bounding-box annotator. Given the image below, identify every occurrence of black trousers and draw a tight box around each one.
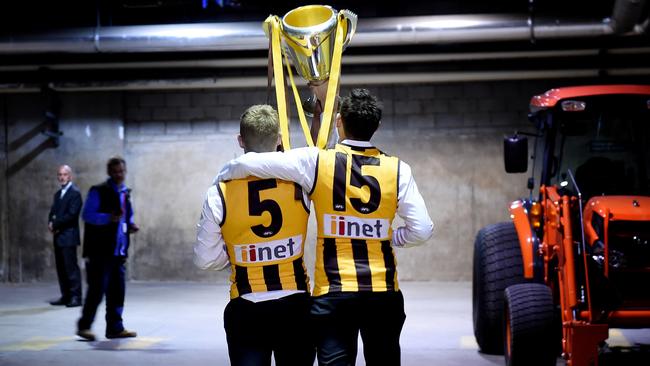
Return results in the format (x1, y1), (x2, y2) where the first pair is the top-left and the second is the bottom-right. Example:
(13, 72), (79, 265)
(224, 292), (315, 366)
(310, 291), (406, 366)
(54, 245), (82, 300)
(78, 256), (126, 334)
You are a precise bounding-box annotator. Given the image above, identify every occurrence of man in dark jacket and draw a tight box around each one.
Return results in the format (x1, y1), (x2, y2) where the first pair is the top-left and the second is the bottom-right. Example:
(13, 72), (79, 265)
(77, 156), (139, 341)
(48, 164), (83, 307)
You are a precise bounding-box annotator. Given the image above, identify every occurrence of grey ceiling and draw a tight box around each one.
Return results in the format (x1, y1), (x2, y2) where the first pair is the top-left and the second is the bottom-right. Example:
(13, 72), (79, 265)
(0, 0), (647, 91)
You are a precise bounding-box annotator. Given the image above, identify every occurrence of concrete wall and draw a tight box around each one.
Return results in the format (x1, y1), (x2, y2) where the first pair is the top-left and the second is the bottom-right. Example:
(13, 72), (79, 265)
(2, 93), (124, 282)
(2, 79), (571, 282)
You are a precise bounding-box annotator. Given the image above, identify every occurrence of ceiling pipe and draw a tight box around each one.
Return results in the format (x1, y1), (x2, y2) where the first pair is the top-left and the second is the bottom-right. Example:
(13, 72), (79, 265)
(0, 48), (627, 72)
(0, 16), (611, 54)
(0, 8), (646, 55)
(354, 15), (612, 46)
(2, 67), (650, 93)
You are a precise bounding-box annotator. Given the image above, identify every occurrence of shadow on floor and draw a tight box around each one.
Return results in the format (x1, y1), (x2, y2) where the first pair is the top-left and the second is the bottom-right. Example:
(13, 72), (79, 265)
(600, 345), (650, 366)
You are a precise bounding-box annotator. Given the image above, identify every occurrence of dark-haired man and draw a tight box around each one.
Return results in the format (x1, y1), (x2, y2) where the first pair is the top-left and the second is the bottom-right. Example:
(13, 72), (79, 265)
(77, 156), (139, 341)
(195, 104), (314, 366)
(217, 89), (434, 365)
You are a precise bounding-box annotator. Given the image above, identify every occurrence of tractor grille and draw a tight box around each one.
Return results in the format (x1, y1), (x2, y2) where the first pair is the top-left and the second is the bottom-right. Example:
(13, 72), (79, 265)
(608, 220), (650, 308)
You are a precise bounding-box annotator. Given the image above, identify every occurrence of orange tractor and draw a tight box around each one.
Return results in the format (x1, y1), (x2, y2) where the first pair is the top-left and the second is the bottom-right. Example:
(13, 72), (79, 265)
(472, 85), (650, 366)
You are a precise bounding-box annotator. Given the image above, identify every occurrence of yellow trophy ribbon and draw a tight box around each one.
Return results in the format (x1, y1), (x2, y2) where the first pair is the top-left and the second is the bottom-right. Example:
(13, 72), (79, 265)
(317, 13), (347, 149)
(264, 6), (356, 150)
(265, 16), (291, 149)
(283, 48), (314, 147)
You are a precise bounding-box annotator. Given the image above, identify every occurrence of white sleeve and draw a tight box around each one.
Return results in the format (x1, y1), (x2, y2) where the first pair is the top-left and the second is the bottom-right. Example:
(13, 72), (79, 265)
(194, 185), (230, 271)
(216, 147), (319, 193)
(392, 161), (434, 248)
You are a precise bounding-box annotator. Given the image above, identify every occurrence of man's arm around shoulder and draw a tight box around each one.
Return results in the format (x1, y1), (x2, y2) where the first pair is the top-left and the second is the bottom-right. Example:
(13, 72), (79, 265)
(216, 147), (319, 193)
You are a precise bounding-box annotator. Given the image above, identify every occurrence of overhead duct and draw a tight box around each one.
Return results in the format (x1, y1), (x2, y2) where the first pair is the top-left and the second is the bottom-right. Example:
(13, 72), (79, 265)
(0, 16), (618, 54)
(0, 1), (647, 55)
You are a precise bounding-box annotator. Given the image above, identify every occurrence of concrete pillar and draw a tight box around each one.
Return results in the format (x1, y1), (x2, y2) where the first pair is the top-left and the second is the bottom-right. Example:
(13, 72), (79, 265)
(0, 96), (8, 282)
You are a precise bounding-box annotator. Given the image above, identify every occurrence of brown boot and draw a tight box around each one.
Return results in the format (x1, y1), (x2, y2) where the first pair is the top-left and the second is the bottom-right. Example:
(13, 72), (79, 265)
(76, 329), (96, 341)
(106, 329), (137, 339)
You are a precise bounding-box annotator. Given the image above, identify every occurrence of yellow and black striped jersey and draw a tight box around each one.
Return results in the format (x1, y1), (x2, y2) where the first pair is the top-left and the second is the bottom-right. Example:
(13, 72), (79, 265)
(310, 143), (400, 296)
(219, 177), (310, 299)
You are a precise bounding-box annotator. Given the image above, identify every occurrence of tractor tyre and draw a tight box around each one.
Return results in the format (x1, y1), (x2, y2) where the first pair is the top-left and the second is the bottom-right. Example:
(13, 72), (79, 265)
(504, 283), (557, 366)
(473, 222), (524, 354)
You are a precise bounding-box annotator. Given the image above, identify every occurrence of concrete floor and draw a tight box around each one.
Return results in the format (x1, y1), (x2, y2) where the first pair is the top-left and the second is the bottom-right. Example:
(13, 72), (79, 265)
(0, 281), (648, 366)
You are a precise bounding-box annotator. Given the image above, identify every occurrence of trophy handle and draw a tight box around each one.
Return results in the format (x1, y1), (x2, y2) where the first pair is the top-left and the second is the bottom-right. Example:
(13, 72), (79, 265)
(339, 9), (357, 49)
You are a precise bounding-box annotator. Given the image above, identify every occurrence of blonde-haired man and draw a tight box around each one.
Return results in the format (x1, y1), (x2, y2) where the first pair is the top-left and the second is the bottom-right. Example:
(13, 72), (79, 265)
(195, 104), (314, 366)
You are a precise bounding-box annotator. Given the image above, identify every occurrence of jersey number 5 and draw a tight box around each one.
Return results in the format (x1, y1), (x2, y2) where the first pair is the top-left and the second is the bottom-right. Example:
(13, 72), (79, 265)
(333, 152), (381, 214)
(248, 179), (283, 238)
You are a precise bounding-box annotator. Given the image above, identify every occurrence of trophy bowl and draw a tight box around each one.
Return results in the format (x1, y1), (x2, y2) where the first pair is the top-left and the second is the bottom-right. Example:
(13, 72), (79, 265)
(281, 5), (356, 82)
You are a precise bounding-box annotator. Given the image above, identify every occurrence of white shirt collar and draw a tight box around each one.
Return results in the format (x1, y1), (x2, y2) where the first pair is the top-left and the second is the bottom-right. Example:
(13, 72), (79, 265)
(60, 182), (72, 198)
(340, 139), (373, 148)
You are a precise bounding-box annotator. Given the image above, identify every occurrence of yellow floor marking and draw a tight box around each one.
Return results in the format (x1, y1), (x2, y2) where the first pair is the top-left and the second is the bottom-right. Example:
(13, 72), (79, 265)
(0, 307), (59, 317)
(0, 336), (75, 351)
(111, 337), (166, 350)
(608, 329), (631, 348)
(460, 335), (479, 349)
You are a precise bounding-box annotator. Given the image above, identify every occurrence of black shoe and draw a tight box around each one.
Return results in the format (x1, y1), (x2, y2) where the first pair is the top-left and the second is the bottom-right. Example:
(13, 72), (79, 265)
(66, 297), (81, 307)
(50, 297), (67, 306)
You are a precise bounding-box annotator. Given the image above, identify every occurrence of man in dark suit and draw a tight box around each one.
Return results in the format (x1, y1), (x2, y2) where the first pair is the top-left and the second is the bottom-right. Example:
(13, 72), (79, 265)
(48, 164), (83, 307)
(77, 156), (139, 341)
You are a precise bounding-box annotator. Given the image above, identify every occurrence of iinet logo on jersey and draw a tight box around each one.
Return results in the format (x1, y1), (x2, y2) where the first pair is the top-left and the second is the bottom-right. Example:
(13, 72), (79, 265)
(325, 215), (390, 240)
(234, 235), (302, 264)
